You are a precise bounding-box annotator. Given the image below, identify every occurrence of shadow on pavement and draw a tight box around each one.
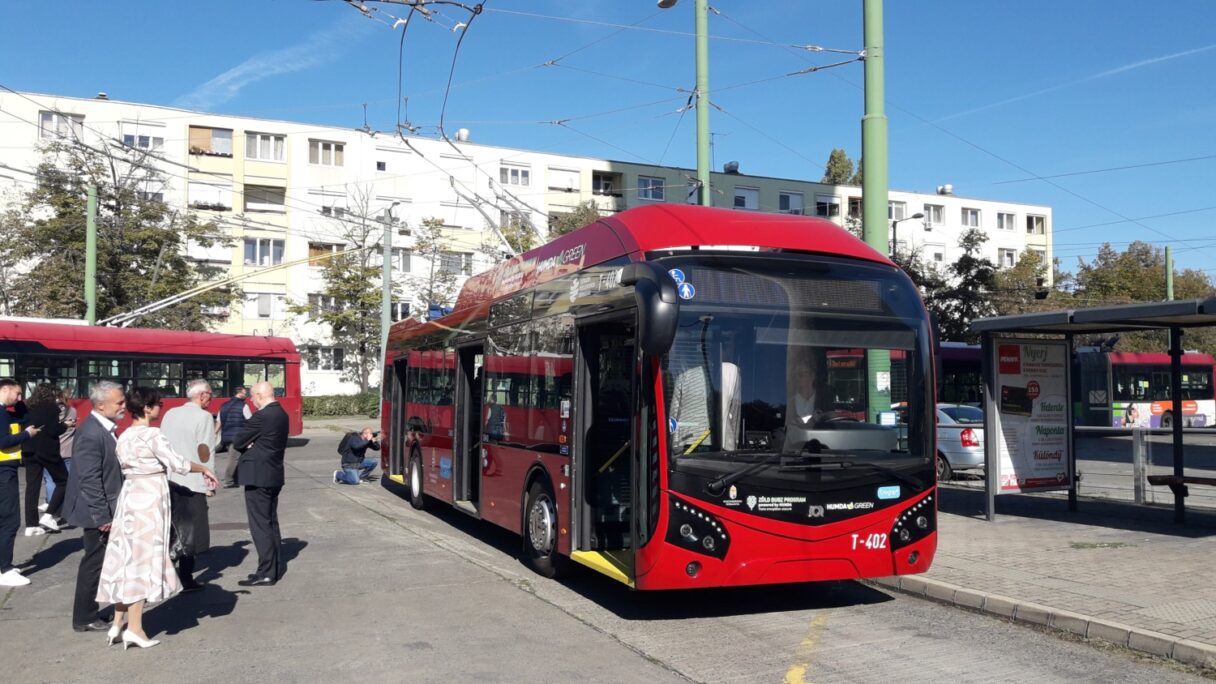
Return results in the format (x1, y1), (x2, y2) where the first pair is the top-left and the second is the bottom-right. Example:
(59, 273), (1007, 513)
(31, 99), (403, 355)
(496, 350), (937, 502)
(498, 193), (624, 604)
(194, 540), (251, 585)
(939, 485), (1216, 537)
(151, 583), (240, 637)
(380, 480), (893, 618)
(17, 536), (82, 576)
(287, 437), (311, 448)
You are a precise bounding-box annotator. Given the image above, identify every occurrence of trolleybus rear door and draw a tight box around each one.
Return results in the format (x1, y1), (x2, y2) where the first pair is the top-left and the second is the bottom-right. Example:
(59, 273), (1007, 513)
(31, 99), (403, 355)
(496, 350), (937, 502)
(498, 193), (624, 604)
(454, 344), (484, 514)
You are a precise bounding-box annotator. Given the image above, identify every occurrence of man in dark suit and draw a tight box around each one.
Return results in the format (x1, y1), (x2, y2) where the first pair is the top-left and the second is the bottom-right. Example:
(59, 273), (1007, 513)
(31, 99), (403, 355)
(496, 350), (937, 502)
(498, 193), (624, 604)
(234, 381), (289, 586)
(63, 381), (125, 632)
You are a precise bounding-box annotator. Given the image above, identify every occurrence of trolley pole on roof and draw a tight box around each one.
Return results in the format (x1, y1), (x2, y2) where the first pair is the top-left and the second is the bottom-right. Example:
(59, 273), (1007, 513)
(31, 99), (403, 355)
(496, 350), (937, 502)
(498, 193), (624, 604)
(85, 184), (98, 325)
(861, 0), (891, 421)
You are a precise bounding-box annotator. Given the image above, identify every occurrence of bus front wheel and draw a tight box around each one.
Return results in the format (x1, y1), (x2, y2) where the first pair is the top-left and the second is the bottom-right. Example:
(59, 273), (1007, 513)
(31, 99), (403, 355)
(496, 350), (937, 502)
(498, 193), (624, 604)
(937, 453), (953, 482)
(408, 451), (427, 510)
(523, 481), (566, 579)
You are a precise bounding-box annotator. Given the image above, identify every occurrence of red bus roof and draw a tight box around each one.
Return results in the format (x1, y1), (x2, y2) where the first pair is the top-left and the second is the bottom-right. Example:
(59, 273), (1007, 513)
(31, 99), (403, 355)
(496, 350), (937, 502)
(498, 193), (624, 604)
(1107, 351), (1215, 365)
(455, 205), (893, 312)
(0, 320), (299, 358)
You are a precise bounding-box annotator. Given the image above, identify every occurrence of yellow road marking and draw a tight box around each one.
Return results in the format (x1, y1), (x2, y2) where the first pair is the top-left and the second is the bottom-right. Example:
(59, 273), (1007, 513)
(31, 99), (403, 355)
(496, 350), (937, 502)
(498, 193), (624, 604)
(783, 613), (830, 684)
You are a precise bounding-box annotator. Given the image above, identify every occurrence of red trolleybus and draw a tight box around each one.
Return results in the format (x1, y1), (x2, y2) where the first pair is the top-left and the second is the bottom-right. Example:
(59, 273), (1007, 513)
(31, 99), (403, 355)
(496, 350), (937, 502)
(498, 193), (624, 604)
(381, 205), (938, 589)
(0, 319), (303, 434)
(1074, 349), (1216, 429)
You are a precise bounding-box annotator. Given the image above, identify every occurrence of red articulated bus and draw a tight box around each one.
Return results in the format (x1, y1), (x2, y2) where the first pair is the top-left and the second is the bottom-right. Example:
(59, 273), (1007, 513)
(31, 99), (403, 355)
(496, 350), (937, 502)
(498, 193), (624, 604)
(381, 204), (938, 589)
(0, 319), (303, 435)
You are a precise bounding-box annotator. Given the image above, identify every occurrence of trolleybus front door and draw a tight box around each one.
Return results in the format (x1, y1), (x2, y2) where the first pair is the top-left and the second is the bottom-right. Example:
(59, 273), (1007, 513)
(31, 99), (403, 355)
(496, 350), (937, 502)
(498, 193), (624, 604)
(455, 344), (484, 513)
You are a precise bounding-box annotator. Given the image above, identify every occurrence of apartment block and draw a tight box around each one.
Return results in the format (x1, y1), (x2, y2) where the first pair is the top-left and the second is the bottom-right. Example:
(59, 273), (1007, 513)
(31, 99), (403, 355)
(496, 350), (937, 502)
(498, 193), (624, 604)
(0, 91), (1053, 394)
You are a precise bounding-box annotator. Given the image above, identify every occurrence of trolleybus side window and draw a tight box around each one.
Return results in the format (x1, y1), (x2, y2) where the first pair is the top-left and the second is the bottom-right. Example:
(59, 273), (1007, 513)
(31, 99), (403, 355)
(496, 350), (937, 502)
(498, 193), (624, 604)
(243, 361), (288, 396)
(137, 361), (184, 397)
(84, 358), (131, 395)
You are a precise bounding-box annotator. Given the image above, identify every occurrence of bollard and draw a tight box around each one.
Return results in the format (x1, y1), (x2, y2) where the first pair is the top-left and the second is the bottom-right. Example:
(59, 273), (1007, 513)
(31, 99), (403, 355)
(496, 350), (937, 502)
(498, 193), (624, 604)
(1132, 428), (1145, 505)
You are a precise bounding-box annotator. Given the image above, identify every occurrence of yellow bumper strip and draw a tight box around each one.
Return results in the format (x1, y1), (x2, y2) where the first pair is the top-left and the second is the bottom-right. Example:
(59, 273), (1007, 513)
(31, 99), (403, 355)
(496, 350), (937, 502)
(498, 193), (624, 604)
(388, 474), (405, 484)
(570, 550), (635, 587)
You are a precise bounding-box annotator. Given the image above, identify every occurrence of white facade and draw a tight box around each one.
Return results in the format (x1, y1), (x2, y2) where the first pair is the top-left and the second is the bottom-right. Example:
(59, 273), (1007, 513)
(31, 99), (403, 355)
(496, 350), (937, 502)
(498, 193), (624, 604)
(0, 91), (1053, 394)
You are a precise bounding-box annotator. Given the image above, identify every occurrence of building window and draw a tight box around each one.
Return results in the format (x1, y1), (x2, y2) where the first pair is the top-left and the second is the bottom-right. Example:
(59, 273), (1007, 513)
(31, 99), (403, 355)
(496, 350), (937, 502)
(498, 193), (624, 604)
(961, 207), (980, 227)
(244, 185), (286, 212)
(592, 171), (622, 196)
(187, 181), (233, 211)
(638, 175), (665, 201)
(376, 161), (387, 172)
(391, 302), (411, 322)
(997, 212), (1016, 231)
(39, 111), (84, 140)
(733, 187), (759, 210)
(306, 347), (345, 372)
(847, 196), (863, 220)
(1026, 215), (1045, 234)
(439, 251), (473, 276)
(306, 294), (338, 318)
(1029, 248), (1047, 263)
(307, 242), (342, 266)
(499, 164), (531, 187)
(888, 201), (907, 221)
(309, 140), (344, 167)
(120, 122), (165, 153)
(244, 238), (284, 267)
(924, 204), (944, 226)
(391, 247), (411, 273)
(815, 195), (840, 218)
(780, 192), (804, 215)
(548, 167), (581, 192)
(189, 126), (234, 156)
(319, 205), (348, 218)
(998, 248), (1017, 268)
(245, 132), (285, 162)
(931, 248), (945, 263)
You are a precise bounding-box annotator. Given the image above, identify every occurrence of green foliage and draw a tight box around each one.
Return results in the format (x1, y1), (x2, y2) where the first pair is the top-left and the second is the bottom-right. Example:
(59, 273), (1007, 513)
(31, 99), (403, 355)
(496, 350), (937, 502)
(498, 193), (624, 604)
(849, 158), (863, 186)
(992, 250), (1050, 316)
(411, 217), (461, 309)
(820, 148), (855, 185)
(499, 214), (538, 254)
(927, 228), (997, 343)
(302, 393), (380, 418)
(0, 141), (234, 329)
(547, 200), (602, 240)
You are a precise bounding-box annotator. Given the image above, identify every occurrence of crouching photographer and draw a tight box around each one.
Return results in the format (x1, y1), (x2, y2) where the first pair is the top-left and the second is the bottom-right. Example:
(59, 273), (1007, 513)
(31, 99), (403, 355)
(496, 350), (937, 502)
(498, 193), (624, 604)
(334, 428), (380, 485)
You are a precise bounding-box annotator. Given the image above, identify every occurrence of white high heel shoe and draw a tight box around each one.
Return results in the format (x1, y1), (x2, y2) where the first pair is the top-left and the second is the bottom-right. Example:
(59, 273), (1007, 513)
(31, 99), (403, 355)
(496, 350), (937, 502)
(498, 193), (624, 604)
(121, 630), (160, 650)
(106, 622), (124, 646)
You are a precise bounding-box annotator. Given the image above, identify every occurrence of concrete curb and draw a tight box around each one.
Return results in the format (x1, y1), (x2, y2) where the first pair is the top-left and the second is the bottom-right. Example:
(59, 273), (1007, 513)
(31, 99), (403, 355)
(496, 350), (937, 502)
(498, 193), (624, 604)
(868, 575), (1216, 671)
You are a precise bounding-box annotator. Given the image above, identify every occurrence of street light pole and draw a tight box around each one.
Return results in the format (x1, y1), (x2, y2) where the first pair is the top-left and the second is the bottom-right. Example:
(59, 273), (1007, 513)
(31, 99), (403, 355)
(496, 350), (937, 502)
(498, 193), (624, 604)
(659, 0), (712, 206)
(381, 202), (400, 356)
(890, 212), (925, 261)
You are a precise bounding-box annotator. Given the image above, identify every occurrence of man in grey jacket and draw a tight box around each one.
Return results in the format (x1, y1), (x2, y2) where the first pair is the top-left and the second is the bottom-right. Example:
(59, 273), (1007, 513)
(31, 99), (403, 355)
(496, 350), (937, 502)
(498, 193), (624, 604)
(63, 381), (125, 632)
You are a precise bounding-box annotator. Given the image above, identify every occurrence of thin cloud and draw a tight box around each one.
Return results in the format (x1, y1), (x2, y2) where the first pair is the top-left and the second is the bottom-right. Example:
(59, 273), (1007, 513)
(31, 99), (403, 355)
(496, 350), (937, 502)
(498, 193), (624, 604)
(174, 23), (357, 110)
(935, 43), (1216, 123)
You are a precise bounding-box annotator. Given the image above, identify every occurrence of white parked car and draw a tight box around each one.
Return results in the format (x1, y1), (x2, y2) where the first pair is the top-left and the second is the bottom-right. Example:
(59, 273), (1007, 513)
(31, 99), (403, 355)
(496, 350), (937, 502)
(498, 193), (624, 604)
(935, 403), (984, 481)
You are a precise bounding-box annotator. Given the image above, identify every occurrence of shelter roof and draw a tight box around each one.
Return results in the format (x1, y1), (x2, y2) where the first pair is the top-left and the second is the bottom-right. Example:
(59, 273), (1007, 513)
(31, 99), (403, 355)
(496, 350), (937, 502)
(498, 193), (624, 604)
(971, 298), (1216, 335)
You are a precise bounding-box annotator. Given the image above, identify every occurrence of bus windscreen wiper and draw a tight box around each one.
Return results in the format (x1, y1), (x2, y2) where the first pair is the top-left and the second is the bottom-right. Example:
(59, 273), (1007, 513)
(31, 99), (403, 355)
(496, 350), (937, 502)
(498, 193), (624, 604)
(703, 452), (784, 496)
(787, 458), (926, 491)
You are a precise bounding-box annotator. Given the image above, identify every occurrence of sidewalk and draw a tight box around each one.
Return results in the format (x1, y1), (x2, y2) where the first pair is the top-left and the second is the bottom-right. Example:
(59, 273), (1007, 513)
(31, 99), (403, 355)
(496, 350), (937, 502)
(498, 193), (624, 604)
(873, 486), (1216, 670)
(301, 414), (375, 434)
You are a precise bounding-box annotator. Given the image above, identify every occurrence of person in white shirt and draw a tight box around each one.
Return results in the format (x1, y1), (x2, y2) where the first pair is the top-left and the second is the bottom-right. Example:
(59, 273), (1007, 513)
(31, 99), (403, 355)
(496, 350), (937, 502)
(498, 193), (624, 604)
(159, 379), (217, 592)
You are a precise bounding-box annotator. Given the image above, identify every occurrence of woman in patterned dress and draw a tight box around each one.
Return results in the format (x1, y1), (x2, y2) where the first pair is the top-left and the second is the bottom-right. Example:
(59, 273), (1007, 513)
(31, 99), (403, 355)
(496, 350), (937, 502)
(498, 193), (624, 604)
(96, 388), (218, 649)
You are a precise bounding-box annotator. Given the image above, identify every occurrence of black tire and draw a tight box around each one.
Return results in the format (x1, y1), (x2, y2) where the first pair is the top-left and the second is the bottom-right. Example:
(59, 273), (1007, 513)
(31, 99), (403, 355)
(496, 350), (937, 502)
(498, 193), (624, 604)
(523, 481), (566, 579)
(937, 453), (953, 482)
(408, 450), (427, 510)
(1161, 412), (1174, 429)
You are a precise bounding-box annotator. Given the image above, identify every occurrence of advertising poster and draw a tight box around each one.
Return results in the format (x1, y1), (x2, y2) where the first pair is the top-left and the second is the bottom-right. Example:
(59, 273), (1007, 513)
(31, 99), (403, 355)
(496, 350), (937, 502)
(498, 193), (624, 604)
(992, 339), (1073, 493)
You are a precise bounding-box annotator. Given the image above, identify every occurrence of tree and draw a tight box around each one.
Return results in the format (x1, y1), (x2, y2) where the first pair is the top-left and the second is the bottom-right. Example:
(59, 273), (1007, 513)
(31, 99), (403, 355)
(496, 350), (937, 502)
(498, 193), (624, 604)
(287, 185), (394, 394)
(820, 148), (855, 185)
(0, 140), (233, 329)
(891, 245), (947, 298)
(497, 212), (537, 254)
(547, 200), (602, 240)
(929, 228), (997, 343)
(411, 217), (461, 312)
(992, 250), (1050, 316)
(848, 157), (863, 186)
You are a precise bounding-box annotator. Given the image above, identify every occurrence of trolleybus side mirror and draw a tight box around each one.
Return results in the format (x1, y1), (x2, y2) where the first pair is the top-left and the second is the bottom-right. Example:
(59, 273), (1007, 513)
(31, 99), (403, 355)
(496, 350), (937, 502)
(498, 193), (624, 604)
(620, 262), (680, 357)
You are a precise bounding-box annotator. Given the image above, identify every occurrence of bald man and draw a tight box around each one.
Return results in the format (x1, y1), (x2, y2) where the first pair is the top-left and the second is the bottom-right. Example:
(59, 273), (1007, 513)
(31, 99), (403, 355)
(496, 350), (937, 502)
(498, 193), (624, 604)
(232, 382), (289, 586)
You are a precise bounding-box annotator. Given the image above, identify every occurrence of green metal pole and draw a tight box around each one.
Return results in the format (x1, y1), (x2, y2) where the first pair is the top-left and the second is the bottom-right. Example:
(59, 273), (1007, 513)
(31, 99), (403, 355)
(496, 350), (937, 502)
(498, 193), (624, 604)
(862, 0), (890, 421)
(1165, 245), (1174, 300)
(85, 184), (97, 325)
(695, 0), (711, 206)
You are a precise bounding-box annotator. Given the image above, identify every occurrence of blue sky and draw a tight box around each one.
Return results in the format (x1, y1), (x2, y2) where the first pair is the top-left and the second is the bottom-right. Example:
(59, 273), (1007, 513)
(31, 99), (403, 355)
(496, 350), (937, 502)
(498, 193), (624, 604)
(2, 1), (1214, 277)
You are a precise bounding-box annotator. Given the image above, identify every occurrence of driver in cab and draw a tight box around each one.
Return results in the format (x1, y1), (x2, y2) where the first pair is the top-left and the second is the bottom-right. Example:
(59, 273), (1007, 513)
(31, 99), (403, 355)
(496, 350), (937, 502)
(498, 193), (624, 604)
(777, 349), (833, 452)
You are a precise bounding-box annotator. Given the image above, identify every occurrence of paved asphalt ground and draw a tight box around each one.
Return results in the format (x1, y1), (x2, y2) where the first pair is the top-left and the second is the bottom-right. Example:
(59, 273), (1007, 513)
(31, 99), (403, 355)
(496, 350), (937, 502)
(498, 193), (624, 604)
(0, 422), (1210, 683)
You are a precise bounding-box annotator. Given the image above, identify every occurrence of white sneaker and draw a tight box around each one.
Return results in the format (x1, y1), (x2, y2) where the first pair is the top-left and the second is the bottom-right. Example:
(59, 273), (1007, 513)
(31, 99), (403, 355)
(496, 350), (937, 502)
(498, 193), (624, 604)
(37, 503), (48, 513)
(39, 513), (60, 531)
(23, 527), (45, 537)
(333, 470), (341, 484)
(0, 568), (30, 587)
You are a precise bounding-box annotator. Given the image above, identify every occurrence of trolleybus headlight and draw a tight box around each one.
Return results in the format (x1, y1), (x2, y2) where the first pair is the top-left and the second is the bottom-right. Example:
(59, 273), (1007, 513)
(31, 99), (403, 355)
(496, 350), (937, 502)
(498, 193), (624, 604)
(890, 494), (935, 551)
(916, 515), (929, 530)
(666, 497), (730, 560)
(898, 528), (912, 543)
(686, 561), (701, 577)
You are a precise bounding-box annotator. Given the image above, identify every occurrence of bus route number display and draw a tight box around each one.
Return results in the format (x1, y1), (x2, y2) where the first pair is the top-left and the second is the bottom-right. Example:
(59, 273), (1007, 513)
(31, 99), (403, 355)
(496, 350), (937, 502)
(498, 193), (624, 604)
(992, 339), (1073, 493)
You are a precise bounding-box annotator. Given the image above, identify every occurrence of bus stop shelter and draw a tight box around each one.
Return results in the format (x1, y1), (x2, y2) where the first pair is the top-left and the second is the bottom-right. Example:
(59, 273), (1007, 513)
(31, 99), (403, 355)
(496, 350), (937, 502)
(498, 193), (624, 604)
(970, 297), (1216, 522)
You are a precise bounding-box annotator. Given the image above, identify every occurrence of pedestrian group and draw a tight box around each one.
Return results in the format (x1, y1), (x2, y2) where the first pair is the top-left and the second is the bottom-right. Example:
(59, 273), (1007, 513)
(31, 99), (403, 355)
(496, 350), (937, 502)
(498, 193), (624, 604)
(0, 378), (289, 650)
